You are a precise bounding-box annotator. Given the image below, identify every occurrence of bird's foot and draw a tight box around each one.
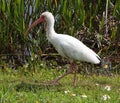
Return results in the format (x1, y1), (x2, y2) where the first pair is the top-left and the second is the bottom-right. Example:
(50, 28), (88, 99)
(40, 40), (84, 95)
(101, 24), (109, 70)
(42, 80), (61, 86)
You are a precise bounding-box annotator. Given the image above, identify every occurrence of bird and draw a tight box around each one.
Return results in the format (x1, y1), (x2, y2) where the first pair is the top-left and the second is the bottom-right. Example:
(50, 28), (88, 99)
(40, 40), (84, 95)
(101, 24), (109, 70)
(25, 11), (101, 86)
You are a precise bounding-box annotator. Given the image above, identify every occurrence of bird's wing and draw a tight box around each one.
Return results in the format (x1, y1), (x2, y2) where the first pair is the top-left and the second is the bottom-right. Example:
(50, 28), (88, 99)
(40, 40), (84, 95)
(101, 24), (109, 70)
(54, 34), (100, 64)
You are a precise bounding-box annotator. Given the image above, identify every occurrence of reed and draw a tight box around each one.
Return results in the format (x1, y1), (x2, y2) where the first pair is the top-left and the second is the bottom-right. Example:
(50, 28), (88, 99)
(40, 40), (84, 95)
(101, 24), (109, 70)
(0, 0), (119, 71)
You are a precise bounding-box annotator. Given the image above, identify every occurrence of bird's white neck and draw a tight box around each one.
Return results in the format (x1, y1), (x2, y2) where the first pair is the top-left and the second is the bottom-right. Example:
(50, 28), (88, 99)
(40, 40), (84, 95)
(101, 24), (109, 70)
(44, 23), (55, 36)
(45, 22), (56, 37)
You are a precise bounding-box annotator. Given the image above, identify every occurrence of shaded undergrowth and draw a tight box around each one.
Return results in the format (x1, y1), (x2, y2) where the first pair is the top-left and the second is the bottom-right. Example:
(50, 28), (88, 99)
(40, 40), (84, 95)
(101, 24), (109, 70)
(0, 1), (120, 73)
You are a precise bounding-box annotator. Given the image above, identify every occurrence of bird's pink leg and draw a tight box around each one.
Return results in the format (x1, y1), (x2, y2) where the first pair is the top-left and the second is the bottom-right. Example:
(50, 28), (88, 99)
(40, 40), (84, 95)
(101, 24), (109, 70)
(43, 62), (77, 86)
(71, 62), (77, 86)
(43, 67), (73, 85)
(43, 64), (73, 85)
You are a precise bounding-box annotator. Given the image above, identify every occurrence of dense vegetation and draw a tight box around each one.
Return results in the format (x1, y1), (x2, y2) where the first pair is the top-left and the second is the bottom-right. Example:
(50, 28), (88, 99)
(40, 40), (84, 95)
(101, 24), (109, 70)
(0, 0), (120, 73)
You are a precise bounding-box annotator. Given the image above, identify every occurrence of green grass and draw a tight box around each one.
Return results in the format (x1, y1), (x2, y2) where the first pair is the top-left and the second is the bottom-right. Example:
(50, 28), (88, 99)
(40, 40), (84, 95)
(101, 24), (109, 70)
(0, 67), (119, 103)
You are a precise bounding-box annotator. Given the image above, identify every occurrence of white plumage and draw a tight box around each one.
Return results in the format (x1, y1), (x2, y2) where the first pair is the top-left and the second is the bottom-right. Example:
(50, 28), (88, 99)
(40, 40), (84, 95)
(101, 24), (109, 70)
(25, 11), (101, 86)
(48, 33), (100, 64)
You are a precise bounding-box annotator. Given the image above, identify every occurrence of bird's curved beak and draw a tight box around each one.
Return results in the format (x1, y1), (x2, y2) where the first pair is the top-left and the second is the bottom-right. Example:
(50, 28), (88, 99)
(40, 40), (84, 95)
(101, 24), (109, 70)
(24, 15), (45, 36)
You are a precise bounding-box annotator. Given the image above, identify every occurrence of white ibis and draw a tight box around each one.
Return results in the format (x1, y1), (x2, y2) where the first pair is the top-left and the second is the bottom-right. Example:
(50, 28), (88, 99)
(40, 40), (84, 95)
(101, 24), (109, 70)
(25, 11), (101, 86)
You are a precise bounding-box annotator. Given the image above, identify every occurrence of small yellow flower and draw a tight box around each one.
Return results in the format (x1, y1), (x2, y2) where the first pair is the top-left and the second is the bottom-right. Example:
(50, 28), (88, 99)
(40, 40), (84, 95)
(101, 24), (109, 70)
(81, 94), (87, 98)
(35, 100), (39, 103)
(64, 90), (70, 94)
(95, 83), (99, 86)
(101, 94), (110, 100)
(32, 72), (35, 75)
(104, 85), (111, 91)
(103, 64), (108, 69)
(71, 93), (76, 97)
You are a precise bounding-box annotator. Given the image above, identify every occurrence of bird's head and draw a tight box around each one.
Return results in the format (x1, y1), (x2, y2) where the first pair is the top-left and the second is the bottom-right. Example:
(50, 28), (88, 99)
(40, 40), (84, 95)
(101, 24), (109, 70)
(42, 11), (55, 26)
(25, 11), (55, 36)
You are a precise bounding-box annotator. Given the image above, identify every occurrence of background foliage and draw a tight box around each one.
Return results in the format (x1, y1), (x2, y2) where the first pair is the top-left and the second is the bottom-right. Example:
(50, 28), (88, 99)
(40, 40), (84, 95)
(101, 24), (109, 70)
(0, 0), (120, 73)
